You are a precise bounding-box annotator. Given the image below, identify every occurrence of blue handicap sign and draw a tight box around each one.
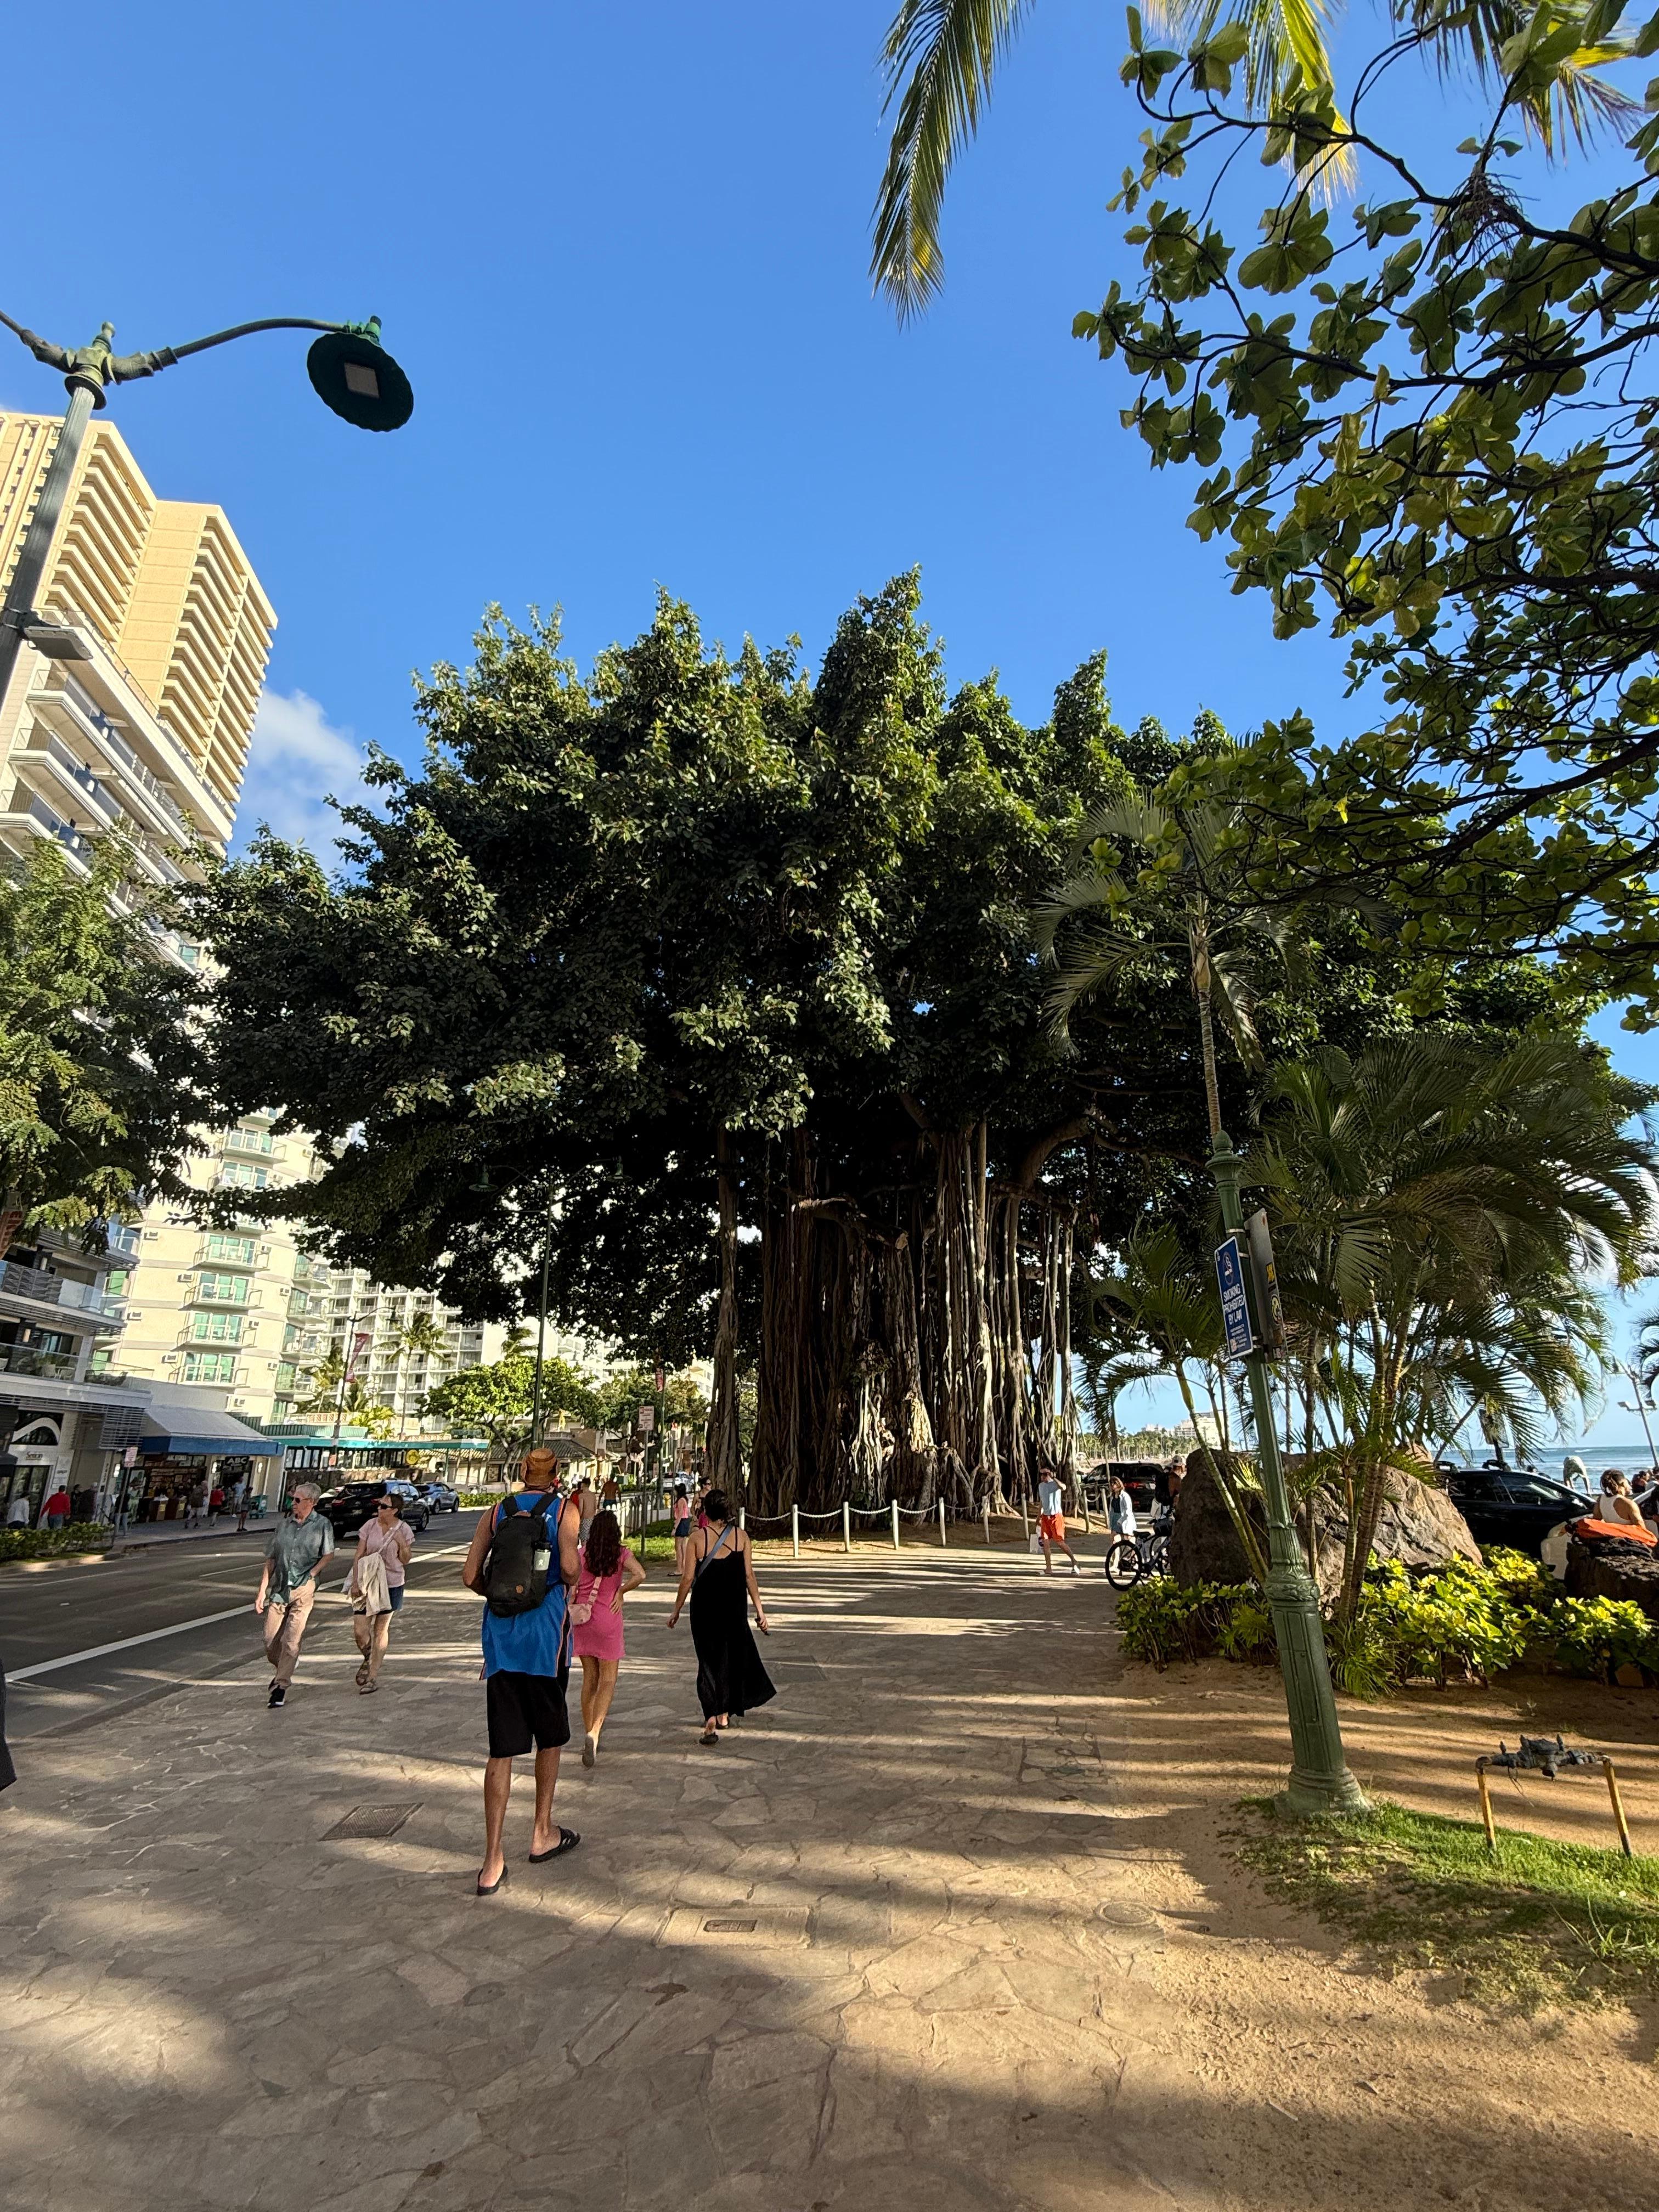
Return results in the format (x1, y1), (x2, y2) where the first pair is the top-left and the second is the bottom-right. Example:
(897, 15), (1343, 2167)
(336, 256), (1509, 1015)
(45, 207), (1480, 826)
(1214, 1235), (1254, 1359)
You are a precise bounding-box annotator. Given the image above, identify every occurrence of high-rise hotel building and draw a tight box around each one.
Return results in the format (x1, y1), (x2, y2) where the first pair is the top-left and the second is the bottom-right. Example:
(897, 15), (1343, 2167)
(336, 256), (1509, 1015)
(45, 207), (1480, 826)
(0, 409), (279, 1512)
(0, 409), (276, 944)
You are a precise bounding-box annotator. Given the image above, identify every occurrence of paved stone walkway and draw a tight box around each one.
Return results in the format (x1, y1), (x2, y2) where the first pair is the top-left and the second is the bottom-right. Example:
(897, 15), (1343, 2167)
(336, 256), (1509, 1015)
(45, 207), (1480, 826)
(5, 1545), (1652, 2211)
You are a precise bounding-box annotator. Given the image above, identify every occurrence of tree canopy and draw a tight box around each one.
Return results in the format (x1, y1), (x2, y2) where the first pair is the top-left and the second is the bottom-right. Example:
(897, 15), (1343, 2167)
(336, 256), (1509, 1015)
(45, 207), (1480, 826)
(0, 839), (202, 1258)
(1071, 2), (1659, 1013)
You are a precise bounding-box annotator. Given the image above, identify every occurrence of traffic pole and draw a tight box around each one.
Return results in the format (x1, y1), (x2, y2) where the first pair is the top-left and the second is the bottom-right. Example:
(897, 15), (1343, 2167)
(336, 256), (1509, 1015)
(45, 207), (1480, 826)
(1211, 1133), (1367, 1817)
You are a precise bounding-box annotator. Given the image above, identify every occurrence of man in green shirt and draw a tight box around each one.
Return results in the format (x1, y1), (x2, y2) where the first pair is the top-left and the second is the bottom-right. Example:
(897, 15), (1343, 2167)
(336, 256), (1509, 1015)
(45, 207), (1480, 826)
(253, 1482), (336, 1707)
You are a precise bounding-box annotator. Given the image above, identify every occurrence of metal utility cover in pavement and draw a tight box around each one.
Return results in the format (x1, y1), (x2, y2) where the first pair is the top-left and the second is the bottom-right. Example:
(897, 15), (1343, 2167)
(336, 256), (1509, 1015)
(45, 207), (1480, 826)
(703, 1918), (757, 1933)
(325, 1803), (420, 1840)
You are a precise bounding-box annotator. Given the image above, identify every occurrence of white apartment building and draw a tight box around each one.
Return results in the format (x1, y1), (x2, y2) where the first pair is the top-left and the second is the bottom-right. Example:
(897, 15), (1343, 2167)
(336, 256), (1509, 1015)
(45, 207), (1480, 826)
(98, 1115), (332, 1427)
(321, 1269), (488, 1431)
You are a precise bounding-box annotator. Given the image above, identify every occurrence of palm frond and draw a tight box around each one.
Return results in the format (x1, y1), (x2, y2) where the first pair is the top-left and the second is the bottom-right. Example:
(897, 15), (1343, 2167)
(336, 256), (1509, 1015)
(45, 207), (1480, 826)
(871, 0), (1036, 318)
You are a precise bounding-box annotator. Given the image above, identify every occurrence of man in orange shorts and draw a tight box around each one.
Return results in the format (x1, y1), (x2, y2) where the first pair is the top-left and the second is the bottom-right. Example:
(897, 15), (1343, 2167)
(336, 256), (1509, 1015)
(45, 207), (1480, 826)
(1036, 1463), (1079, 1576)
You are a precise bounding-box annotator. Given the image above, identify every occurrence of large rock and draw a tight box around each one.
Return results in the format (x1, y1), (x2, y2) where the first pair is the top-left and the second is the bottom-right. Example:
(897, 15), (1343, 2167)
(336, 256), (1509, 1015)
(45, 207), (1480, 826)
(1565, 1531), (1659, 1620)
(1166, 1448), (1480, 1600)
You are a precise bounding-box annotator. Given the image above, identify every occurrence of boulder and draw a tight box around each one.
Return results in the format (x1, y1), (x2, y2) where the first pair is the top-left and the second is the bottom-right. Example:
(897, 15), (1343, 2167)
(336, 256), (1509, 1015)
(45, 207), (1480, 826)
(1565, 1531), (1659, 1621)
(1167, 1448), (1480, 1600)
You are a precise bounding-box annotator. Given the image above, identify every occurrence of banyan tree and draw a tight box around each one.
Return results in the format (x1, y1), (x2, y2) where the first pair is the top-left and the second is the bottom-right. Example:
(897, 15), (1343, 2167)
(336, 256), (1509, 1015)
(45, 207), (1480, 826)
(194, 577), (1222, 1508)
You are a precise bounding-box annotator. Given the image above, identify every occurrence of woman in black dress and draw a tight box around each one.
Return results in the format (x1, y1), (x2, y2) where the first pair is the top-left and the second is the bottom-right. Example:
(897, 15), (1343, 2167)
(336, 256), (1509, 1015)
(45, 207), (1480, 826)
(667, 1488), (774, 1745)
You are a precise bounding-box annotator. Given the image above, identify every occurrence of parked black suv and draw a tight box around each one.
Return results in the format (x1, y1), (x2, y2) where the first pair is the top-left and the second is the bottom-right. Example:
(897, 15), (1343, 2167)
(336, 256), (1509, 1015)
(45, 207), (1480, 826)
(1081, 1460), (1166, 1519)
(1436, 1464), (1590, 1558)
(317, 1479), (431, 1537)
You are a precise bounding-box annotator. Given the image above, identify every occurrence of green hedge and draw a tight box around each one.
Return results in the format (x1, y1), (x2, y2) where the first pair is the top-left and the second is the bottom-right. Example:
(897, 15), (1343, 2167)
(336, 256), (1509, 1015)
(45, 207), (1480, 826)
(1115, 1549), (1659, 1695)
(0, 1520), (111, 1566)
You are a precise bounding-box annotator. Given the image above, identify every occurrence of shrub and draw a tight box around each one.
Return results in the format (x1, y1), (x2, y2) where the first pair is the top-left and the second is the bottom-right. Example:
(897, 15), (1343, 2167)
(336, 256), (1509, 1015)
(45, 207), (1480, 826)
(1115, 1578), (1257, 1668)
(1111, 1552), (1659, 1694)
(0, 1520), (110, 1565)
(1543, 1596), (1659, 1681)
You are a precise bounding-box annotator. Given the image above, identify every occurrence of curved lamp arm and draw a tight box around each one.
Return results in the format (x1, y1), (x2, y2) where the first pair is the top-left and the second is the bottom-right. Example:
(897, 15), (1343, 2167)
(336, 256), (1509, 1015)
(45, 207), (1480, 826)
(0, 307), (381, 385)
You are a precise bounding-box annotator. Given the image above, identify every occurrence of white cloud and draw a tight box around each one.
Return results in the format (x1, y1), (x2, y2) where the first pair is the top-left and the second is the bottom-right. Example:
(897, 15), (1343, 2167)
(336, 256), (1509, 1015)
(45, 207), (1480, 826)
(234, 689), (370, 856)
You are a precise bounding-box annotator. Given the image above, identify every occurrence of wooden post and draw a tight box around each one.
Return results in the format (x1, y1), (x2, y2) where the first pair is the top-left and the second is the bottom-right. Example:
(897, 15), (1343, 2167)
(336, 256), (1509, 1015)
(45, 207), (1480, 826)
(1020, 1501), (1029, 1547)
(791, 1503), (800, 1559)
(842, 1499), (851, 1553)
(891, 1498), (900, 1551)
(983, 1498), (992, 1546)
(738, 1506), (746, 1532)
(1605, 1758), (1635, 1858)
(938, 1498), (947, 1548)
(1476, 1760), (1497, 1855)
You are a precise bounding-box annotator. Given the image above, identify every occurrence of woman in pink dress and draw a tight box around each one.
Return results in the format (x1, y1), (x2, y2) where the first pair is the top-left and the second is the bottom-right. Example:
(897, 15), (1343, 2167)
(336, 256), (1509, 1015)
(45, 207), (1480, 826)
(568, 1509), (646, 1767)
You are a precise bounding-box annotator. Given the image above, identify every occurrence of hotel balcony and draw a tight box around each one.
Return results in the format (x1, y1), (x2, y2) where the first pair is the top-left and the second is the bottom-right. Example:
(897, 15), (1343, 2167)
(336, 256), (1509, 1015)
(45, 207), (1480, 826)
(0, 1258), (125, 1335)
(31, 680), (190, 844)
(10, 731), (123, 834)
(0, 789), (95, 877)
(29, 605), (236, 848)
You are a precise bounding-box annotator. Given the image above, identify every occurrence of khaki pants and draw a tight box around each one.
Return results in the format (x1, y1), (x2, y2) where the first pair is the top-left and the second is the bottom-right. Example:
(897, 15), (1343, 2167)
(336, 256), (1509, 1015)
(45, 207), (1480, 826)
(262, 1583), (317, 1688)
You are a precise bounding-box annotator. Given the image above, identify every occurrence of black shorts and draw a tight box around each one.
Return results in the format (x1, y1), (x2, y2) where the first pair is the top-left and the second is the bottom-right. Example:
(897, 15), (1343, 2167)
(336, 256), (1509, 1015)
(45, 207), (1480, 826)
(486, 1667), (571, 1758)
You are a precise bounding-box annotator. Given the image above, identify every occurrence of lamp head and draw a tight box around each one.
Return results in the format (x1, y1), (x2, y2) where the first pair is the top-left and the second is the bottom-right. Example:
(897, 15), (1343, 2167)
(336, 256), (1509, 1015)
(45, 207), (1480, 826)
(306, 318), (413, 431)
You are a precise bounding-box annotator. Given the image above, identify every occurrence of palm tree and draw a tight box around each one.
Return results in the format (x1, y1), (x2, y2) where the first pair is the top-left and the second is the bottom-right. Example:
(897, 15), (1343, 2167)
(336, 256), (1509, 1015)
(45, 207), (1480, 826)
(1033, 775), (1294, 1141)
(395, 1313), (449, 1420)
(870, 0), (1635, 315)
(1260, 1034), (1652, 1617)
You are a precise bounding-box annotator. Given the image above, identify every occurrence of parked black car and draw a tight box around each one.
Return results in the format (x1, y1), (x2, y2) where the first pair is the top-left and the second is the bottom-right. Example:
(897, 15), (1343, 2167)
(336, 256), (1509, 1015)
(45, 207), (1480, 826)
(415, 1479), (460, 1514)
(1082, 1460), (1166, 1519)
(1436, 1464), (1590, 1558)
(317, 1479), (431, 1537)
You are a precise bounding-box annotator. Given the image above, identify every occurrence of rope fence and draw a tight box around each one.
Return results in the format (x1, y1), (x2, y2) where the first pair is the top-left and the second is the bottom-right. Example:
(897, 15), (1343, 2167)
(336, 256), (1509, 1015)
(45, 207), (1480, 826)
(734, 1493), (1051, 1558)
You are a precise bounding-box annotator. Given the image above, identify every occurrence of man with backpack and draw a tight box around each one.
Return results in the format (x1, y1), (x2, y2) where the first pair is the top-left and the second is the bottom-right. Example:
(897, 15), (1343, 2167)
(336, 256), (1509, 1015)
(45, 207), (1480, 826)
(461, 1446), (583, 1895)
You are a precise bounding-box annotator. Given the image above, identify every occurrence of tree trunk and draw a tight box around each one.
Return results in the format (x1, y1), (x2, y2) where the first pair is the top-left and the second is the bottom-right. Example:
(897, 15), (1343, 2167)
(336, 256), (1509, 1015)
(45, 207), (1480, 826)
(705, 1127), (743, 1495)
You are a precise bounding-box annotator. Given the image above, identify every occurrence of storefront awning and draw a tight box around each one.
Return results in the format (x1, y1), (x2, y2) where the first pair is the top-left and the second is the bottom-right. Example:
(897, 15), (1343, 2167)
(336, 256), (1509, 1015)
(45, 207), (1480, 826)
(139, 1408), (283, 1458)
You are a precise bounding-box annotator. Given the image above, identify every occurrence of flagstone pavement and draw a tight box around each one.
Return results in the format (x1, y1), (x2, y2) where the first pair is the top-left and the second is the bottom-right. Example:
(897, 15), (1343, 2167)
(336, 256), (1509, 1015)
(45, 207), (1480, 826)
(4, 1541), (1651, 2212)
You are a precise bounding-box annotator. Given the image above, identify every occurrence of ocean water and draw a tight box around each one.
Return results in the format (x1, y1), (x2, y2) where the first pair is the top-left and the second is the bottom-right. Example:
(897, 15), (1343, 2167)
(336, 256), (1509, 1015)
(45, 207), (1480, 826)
(1446, 1444), (1659, 1481)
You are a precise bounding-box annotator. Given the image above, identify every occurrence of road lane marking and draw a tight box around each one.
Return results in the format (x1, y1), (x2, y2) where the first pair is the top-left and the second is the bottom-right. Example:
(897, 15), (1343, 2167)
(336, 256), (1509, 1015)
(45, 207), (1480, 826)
(11, 1541), (476, 1681)
(10, 1608), (251, 1680)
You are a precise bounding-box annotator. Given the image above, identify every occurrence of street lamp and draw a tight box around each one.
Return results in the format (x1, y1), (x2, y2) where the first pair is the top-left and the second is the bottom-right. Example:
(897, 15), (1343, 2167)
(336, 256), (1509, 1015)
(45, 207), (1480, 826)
(0, 306), (413, 705)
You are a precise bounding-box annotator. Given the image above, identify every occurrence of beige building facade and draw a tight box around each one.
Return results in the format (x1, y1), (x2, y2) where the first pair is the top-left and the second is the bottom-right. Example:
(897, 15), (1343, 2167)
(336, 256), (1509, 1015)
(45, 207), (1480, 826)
(0, 411), (275, 946)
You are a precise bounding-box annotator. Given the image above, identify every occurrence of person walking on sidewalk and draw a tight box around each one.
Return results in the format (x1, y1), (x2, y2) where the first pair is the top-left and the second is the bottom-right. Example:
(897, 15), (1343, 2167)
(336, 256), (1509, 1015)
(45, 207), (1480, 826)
(569, 1507), (645, 1767)
(347, 1492), (414, 1693)
(39, 1485), (71, 1531)
(253, 1482), (336, 1708)
(1036, 1463), (1079, 1576)
(668, 1487), (773, 1745)
(7, 1491), (31, 1530)
(670, 1482), (692, 1575)
(461, 1446), (583, 1896)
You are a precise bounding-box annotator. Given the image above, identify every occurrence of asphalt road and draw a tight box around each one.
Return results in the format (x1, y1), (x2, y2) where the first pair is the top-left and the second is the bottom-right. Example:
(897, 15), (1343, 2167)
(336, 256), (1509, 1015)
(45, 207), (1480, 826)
(2, 1510), (487, 1743)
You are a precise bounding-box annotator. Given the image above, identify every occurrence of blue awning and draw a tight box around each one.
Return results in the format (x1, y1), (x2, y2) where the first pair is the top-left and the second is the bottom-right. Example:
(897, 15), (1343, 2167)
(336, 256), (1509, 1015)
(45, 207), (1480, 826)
(139, 1407), (283, 1457)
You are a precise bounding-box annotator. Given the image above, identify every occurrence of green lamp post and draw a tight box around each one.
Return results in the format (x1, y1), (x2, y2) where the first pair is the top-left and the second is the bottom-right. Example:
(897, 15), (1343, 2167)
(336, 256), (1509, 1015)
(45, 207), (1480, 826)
(1211, 1131), (1368, 1817)
(0, 306), (412, 706)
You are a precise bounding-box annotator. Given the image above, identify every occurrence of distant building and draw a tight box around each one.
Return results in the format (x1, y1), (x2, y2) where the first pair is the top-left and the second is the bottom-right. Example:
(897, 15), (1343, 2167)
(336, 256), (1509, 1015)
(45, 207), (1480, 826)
(94, 1114), (332, 1429)
(323, 1269), (489, 1431)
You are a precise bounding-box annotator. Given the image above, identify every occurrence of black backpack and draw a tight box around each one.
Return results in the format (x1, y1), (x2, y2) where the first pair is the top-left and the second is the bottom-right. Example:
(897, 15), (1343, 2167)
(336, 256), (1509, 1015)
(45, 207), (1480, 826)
(482, 1491), (560, 1617)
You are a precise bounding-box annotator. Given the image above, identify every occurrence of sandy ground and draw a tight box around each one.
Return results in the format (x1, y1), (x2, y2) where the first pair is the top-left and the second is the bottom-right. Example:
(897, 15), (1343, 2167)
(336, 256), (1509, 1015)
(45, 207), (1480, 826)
(1, 1536), (1655, 2210)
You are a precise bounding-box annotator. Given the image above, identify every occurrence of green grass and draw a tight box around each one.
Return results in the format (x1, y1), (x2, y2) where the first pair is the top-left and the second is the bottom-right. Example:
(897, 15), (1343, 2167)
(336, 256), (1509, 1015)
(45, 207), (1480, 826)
(1231, 1796), (1659, 2011)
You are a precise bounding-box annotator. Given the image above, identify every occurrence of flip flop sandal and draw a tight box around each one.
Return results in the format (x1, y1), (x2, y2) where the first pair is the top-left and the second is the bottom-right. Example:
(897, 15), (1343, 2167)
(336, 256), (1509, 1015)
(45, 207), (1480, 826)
(358, 1679), (379, 1694)
(476, 1866), (508, 1897)
(582, 1733), (597, 1768)
(700, 1725), (720, 1746)
(355, 1661), (371, 1685)
(529, 1827), (581, 1864)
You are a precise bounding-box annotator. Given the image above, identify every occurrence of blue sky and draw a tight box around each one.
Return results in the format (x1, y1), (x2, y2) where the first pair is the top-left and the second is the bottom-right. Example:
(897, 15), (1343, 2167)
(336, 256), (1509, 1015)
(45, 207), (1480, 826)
(3, 2), (1652, 1442)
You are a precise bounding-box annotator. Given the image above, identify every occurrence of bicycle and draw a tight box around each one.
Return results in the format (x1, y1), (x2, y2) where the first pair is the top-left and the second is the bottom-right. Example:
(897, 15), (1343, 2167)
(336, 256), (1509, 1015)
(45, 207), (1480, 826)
(1104, 1528), (1169, 1588)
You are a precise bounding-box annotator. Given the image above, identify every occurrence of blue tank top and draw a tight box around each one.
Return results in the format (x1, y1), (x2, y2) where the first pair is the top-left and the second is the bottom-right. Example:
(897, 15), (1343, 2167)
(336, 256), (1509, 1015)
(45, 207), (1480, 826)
(479, 1492), (570, 1678)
